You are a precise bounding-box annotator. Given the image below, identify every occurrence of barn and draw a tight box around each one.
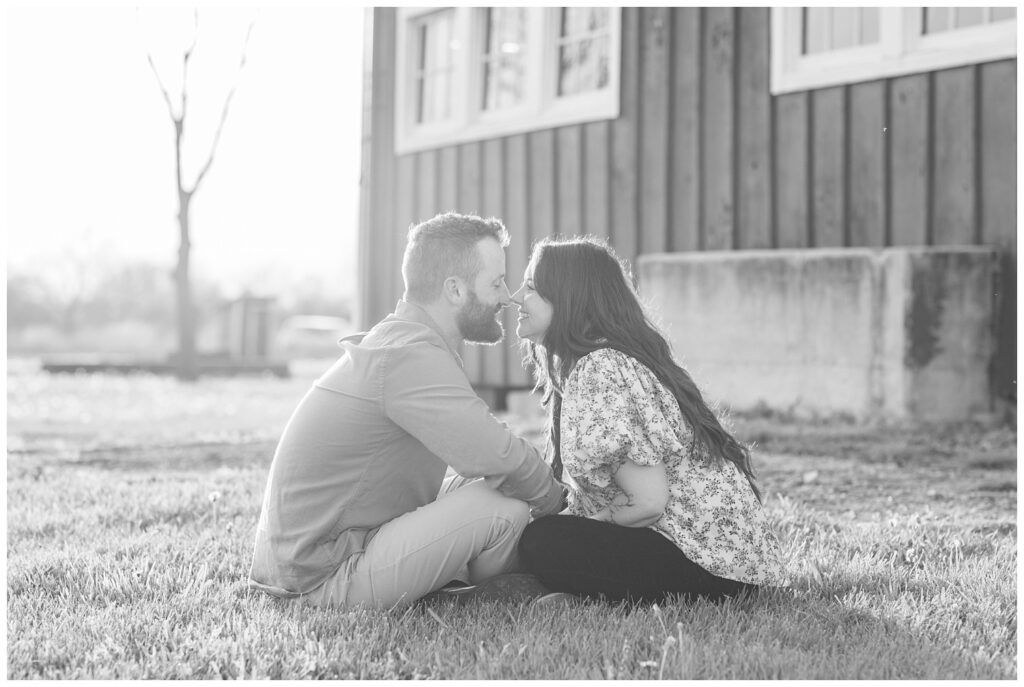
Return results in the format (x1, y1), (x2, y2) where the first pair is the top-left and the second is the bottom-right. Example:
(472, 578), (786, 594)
(356, 7), (1016, 419)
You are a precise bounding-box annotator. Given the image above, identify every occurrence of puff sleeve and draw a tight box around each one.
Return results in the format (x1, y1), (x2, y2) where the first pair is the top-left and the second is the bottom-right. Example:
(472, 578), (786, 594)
(564, 349), (687, 487)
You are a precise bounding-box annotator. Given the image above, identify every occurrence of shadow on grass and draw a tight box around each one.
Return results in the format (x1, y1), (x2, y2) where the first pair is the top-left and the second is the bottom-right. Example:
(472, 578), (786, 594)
(224, 580), (1011, 679)
(8, 440), (277, 476)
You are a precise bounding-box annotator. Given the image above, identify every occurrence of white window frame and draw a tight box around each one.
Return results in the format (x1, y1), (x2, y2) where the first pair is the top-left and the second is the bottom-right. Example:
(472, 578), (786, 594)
(771, 7), (1017, 94)
(404, 9), (465, 142)
(395, 7), (621, 155)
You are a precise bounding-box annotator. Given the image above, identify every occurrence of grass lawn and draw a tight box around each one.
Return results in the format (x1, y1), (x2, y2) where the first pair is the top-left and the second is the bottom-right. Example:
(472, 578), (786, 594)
(6, 358), (1017, 679)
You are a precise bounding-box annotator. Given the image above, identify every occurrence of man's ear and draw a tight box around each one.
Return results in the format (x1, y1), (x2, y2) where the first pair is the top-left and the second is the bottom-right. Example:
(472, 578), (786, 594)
(442, 276), (466, 305)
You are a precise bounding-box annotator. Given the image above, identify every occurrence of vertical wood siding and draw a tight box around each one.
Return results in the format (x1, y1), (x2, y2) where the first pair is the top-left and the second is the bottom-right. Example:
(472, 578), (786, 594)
(611, 6), (640, 264)
(701, 7), (736, 251)
(583, 121), (611, 241)
(848, 81), (887, 247)
(356, 11), (376, 329)
(933, 67), (978, 246)
(812, 87), (846, 247)
(979, 61), (1017, 250)
(457, 141), (483, 381)
(556, 127), (584, 237)
(773, 91), (810, 248)
(736, 8), (772, 250)
(362, 7), (1016, 395)
(360, 9), (397, 327)
(979, 61), (1017, 401)
(503, 134), (531, 387)
(639, 7), (671, 255)
(889, 74), (929, 246)
(480, 138), (506, 386)
(669, 8), (701, 253)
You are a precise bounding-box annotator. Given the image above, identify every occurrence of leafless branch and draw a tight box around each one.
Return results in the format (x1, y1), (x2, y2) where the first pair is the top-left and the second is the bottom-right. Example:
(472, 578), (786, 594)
(182, 8), (198, 122)
(187, 8), (199, 56)
(192, 20), (255, 191)
(146, 53), (180, 122)
(139, 6), (182, 123)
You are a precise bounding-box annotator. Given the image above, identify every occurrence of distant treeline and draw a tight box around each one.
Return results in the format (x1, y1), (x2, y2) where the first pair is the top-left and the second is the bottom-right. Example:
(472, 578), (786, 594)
(8, 261), (351, 356)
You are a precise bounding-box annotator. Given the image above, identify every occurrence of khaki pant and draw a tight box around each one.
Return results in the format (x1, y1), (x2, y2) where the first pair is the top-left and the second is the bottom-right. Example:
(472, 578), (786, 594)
(301, 473), (530, 609)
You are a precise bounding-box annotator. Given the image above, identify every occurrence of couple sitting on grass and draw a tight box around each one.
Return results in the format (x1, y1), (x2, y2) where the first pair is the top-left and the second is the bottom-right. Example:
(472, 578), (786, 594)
(249, 212), (786, 609)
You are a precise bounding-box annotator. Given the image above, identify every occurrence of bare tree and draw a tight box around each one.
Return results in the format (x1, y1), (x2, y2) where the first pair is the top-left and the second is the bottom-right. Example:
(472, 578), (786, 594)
(144, 10), (253, 380)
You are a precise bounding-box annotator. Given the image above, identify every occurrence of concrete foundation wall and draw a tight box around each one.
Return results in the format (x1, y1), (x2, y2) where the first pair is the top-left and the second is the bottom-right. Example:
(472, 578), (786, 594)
(637, 247), (998, 422)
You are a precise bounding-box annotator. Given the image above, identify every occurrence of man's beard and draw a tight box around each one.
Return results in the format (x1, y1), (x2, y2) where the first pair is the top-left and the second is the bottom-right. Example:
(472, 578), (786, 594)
(457, 290), (504, 344)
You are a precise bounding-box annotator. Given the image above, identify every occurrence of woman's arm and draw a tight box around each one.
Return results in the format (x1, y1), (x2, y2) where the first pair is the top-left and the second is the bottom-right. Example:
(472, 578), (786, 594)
(589, 457), (670, 527)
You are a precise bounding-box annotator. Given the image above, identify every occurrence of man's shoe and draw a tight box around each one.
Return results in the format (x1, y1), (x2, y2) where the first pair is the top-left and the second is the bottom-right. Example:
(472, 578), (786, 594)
(532, 591), (578, 607)
(419, 573), (551, 606)
(462, 573), (552, 602)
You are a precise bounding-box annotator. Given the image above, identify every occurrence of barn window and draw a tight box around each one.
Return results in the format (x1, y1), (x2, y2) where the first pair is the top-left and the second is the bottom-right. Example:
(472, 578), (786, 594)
(480, 7), (528, 112)
(771, 6), (1016, 94)
(556, 7), (612, 96)
(395, 7), (621, 155)
(802, 7), (881, 54)
(922, 6), (1017, 34)
(413, 10), (456, 124)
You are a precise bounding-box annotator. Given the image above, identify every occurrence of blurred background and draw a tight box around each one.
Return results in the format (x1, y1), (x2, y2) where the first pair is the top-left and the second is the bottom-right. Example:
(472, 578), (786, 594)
(6, 6), (363, 370)
(4, 6), (1015, 424)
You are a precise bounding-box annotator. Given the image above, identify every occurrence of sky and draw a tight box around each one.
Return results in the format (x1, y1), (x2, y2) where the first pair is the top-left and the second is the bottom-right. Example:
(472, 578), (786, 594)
(4, 5), (365, 300)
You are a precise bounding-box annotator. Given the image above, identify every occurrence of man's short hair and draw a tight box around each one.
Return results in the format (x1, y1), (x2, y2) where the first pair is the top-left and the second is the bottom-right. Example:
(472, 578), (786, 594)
(401, 212), (510, 303)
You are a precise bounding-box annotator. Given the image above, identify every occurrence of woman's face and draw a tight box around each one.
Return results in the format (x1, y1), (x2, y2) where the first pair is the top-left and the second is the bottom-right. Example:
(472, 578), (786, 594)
(511, 259), (554, 344)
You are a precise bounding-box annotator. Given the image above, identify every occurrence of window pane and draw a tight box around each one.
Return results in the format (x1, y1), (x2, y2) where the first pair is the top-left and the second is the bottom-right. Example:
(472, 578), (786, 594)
(558, 36), (609, 96)
(563, 7), (585, 36)
(597, 40), (610, 89)
(831, 8), (860, 50)
(804, 7), (880, 54)
(485, 7), (526, 57)
(925, 7), (1015, 34)
(562, 7), (608, 36)
(416, 24), (428, 122)
(861, 8), (880, 43)
(483, 57), (526, 110)
(558, 43), (579, 96)
(557, 8), (610, 97)
(419, 12), (453, 71)
(415, 10), (455, 124)
(482, 8), (526, 111)
(804, 8), (830, 54)
(420, 73), (451, 123)
(924, 7), (951, 33)
(954, 7), (986, 29)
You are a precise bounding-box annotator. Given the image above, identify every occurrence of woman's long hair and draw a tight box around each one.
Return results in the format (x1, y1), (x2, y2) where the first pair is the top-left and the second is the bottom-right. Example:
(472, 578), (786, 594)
(524, 236), (761, 502)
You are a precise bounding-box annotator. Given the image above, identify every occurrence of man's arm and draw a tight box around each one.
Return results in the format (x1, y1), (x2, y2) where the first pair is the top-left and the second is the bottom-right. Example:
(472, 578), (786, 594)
(383, 342), (563, 517)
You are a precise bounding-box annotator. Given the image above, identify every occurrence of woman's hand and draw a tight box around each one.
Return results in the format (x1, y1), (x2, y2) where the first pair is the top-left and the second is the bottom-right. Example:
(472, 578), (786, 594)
(588, 457), (669, 527)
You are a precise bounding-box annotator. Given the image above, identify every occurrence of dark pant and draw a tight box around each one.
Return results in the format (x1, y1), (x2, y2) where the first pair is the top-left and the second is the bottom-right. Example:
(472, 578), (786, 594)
(518, 514), (756, 604)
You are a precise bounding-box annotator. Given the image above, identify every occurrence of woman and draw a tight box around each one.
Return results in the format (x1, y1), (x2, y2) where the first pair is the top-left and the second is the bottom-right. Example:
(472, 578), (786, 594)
(512, 236), (786, 604)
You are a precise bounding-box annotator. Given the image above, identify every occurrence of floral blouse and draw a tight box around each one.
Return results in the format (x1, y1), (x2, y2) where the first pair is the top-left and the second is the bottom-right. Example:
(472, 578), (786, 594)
(559, 348), (786, 586)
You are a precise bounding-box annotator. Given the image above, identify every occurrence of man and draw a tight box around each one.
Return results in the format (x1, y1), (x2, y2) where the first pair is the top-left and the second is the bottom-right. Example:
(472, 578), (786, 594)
(249, 212), (563, 609)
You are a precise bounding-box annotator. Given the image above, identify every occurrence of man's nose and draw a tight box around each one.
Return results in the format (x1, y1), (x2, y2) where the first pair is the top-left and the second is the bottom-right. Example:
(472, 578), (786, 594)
(509, 284), (523, 306)
(499, 281), (512, 306)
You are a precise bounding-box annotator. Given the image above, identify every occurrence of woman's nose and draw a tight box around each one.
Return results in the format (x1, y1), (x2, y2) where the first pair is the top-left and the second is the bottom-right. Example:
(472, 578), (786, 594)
(510, 284), (524, 305)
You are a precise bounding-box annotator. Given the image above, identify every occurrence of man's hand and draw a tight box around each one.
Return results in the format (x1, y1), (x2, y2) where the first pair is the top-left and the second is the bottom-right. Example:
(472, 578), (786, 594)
(530, 479), (567, 519)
